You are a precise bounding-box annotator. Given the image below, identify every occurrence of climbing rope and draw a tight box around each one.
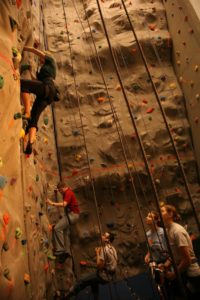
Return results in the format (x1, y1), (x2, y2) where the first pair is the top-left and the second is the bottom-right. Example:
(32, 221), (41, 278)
(120, 0), (200, 233)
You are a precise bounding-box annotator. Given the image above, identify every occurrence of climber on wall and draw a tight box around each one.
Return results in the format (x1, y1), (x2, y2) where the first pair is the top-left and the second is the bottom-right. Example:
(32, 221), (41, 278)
(20, 46), (60, 155)
(66, 231), (118, 300)
(46, 181), (80, 263)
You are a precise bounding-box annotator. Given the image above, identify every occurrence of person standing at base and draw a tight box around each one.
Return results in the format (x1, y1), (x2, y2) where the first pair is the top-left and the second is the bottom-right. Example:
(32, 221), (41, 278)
(66, 232), (118, 300)
(46, 182), (80, 263)
(144, 211), (169, 265)
(161, 204), (200, 299)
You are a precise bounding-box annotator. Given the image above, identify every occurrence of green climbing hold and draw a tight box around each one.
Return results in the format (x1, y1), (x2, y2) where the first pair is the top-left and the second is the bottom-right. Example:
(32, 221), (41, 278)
(0, 175), (7, 189)
(15, 227), (22, 239)
(36, 174), (39, 182)
(9, 17), (17, 31)
(3, 241), (9, 251)
(43, 116), (49, 125)
(12, 47), (18, 57)
(47, 253), (56, 261)
(3, 268), (11, 281)
(14, 112), (22, 120)
(0, 75), (4, 89)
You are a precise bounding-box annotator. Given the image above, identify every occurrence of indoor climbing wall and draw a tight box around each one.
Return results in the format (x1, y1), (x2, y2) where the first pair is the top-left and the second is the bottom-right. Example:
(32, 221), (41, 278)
(42, 0), (200, 294)
(163, 0), (200, 172)
(0, 1), (61, 300)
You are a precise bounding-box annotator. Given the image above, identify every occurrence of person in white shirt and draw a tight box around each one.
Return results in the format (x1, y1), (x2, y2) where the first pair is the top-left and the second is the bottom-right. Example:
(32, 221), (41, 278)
(161, 204), (200, 299)
(66, 231), (118, 300)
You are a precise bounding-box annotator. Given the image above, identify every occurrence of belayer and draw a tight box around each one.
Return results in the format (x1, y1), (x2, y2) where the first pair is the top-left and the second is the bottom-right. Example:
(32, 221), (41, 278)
(20, 46), (60, 155)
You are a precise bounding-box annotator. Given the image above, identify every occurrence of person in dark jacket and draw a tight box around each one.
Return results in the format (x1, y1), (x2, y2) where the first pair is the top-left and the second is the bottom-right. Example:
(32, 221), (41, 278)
(21, 46), (60, 154)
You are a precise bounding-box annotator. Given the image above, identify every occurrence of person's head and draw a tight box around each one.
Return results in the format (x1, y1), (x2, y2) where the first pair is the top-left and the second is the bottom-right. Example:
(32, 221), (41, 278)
(102, 232), (115, 243)
(57, 181), (67, 194)
(146, 211), (159, 227)
(161, 204), (181, 225)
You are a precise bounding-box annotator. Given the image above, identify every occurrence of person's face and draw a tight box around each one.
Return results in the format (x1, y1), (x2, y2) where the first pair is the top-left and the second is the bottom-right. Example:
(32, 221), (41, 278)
(102, 232), (110, 242)
(161, 206), (171, 224)
(146, 212), (155, 226)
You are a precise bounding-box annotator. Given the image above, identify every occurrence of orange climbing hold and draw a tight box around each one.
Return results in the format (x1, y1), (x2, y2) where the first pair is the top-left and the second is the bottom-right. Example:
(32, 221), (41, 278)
(131, 48), (137, 54)
(97, 97), (106, 103)
(3, 213), (10, 225)
(148, 24), (157, 31)
(146, 108), (154, 114)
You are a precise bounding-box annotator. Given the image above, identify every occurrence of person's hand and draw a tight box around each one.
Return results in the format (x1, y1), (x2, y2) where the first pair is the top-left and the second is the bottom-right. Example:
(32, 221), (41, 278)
(46, 199), (53, 206)
(95, 247), (100, 254)
(144, 255), (150, 264)
(165, 271), (176, 280)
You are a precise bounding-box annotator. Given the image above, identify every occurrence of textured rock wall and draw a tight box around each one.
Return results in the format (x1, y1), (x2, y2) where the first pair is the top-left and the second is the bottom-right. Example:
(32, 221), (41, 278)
(1, 0), (200, 299)
(0, 1), (60, 300)
(43, 0), (200, 291)
(163, 0), (200, 172)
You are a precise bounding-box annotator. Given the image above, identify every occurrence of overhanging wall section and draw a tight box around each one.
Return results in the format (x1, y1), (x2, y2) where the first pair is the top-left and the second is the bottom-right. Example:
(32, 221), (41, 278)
(163, 0), (200, 172)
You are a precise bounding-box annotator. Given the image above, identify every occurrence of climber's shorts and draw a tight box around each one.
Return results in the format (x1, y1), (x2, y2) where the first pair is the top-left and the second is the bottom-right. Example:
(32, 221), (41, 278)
(20, 78), (59, 131)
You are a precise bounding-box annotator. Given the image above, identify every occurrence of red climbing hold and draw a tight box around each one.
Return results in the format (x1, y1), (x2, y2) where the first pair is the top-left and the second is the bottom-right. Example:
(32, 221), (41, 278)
(16, 0), (22, 8)
(142, 99), (148, 104)
(3, 213), (10, 225)
(146, 108), (154, 114)
(194, 117), (199, 124)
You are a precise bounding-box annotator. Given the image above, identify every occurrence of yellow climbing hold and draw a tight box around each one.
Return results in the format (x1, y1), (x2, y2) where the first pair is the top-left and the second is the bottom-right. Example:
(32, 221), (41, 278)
(195, 65), (199, 72)
(169, 83), (176, 89)
(116, 84), (121, 91)
(75, 154), (82, 162)
(0, 157), (3, 168)
(20, 128), (25, 138)
(44, 137), (48, 144)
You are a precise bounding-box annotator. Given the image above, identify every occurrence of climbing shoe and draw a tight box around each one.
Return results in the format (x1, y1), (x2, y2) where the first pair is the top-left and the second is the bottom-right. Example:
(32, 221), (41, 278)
(55, 252), (70, 264)
(24, 141), (33, 155)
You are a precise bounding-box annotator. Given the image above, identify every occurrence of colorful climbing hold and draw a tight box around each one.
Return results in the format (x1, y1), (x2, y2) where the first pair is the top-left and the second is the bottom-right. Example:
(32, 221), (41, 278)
(146, 108), (154, 114)
(3, 213), (10, 225)
(97, 97), (106, 103)
(0, 175), (7, 189)
(72, 129), (80, 136)
(116, 84), (121, 91)
(0, 157), (2, 168)
(75, 154), (82, 162)
(0, 75), (4, 89)
(3, 268), (11, 281)
(16, 0), (22, 8)
(36, 174), (39, 182)
(169, 83), (176, 89)
(196, 94), (200, 100)
(15, 227), (22, 239)
(194, 65), (199, 72)
(148, 24), (157, 31)
(14, 112), (22, 120)
(21, 239), (27, 246)
(47, 253), (56, 261)
(194, 117), (199, 124)
(19, 128), (25, 138)
(3, 241), (9, 251)
(24, 273), (30, 285)
(43, 116), (49, 125)
(9, 16), (17, 32)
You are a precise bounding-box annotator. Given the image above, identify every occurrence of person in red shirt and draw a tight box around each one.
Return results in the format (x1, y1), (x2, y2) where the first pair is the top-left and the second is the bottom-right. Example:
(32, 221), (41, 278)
(46, 182), (80, 263)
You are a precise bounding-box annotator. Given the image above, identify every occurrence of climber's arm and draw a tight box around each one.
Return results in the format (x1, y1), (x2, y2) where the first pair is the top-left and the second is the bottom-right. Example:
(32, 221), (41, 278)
(23, 46), (45, 59)
(46, 199), (68, 207)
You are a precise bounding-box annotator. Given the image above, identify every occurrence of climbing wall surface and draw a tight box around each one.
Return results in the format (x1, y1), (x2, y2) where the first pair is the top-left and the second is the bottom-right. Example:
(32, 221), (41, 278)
(0, 1), (60, 300)
(42, 0), (200, 290)
(1, 0), (200, 299)
(163, 0), (200, 172)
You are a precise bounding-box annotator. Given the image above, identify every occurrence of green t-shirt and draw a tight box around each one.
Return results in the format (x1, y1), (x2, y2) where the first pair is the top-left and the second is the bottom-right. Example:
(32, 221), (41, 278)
(37, 55), (56, 81)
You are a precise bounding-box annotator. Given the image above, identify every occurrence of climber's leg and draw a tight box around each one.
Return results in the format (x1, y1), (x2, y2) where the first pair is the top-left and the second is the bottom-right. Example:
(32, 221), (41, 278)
(21, 92), (31, 118)
(53, 215), (69, 255)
